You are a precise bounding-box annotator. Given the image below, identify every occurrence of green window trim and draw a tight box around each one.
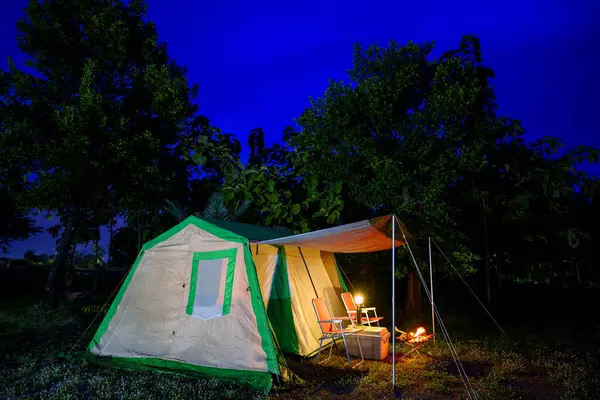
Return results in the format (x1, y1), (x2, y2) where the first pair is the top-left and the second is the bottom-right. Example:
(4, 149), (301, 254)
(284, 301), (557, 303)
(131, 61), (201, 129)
(187, 248), (237, 317)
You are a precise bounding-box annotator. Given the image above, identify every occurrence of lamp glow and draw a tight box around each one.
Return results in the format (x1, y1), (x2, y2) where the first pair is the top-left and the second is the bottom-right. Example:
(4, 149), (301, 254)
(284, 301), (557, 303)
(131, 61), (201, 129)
(355, 295), (364, 306)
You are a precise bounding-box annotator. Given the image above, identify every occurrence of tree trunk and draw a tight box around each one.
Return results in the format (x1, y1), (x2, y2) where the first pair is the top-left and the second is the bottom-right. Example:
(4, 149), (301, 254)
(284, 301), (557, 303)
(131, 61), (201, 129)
(497, 264), (503, 292)
(107, 219), (114, 268)
(483, 198), (491, 306)
(44, 217), (79, 308)
(406, 271), (415, 317)
(92, 237), (101, 295)
(405, 270), (422, 318)
(71, 243), (76, 270)
(414, 271), (422, 316)
(105, 219), (114, 287)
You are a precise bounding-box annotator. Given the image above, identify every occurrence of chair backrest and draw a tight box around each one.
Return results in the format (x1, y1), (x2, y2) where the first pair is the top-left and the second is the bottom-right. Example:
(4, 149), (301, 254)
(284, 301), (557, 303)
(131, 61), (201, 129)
(341, 292), (356, 313)
(312, 297), (333, 333)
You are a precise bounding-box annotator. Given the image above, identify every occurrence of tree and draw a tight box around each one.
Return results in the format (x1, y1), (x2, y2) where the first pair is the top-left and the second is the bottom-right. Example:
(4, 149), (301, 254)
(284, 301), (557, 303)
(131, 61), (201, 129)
(2, 0), (199, 306)
(219, 127), (345, 233)
(163, 125), (345, 232)
(201, 192), (251, 221)
(293, 36), (519, 275)
(0, 191), (40, 253)
(0, 71), (40, 252)
(107, 224), (138, 270)
(457, 135), (599, 295)
(165, 192), (251, 222)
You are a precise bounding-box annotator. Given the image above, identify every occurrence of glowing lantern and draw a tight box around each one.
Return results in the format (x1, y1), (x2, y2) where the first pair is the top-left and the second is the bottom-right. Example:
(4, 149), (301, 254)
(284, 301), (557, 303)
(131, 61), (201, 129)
(354, 295), (364, 306)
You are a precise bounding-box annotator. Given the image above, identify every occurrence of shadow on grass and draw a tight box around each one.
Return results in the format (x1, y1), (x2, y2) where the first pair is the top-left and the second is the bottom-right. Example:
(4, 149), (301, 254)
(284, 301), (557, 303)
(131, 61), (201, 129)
(380, 350), (493, 378)
(273, 354), (366, 398)
(437, 358), (493, 378)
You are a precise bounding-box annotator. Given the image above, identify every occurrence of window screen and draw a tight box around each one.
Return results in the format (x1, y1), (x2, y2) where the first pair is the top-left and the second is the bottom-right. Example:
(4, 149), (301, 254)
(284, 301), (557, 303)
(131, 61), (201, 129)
(186, 248), (237, 320)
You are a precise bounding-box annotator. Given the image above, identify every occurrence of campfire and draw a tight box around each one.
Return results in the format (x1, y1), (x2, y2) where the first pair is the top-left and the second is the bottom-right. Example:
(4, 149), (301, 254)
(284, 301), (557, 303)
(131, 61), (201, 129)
(407, 327), (430, 343)
(395, 326), (434, 344)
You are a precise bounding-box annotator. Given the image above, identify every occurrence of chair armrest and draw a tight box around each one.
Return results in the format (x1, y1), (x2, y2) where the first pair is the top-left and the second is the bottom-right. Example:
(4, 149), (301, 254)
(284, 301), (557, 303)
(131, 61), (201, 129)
(362, 307), (376, 311)
(333, 316), (352, 320)
(347, 310), (357, 314)
(318, 319), (343, 324)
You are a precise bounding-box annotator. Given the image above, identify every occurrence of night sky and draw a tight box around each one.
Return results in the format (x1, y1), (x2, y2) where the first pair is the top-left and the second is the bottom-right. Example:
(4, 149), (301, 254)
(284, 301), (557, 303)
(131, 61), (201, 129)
(1, 0), (599, 258)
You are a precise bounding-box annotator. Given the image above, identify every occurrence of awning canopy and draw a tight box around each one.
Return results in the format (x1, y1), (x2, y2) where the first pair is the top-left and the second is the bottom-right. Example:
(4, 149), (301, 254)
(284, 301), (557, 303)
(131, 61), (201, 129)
(257, 215), (407, 253)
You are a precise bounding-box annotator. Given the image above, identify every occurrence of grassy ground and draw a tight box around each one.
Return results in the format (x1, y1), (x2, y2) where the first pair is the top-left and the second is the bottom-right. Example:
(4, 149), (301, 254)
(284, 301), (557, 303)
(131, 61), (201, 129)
(274, 331), (599, 399)
(1, 299), (599, 399)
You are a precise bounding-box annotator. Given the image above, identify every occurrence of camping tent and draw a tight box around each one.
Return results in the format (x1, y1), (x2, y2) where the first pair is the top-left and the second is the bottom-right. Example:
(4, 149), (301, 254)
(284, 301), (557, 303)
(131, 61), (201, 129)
(88, 215), (403, 392)
(88, 216), (292, 392)
(88, 216), (349, 391)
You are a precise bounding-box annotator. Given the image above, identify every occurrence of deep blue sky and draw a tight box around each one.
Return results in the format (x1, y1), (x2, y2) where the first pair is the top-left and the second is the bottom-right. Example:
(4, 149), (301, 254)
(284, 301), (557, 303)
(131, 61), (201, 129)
(2, 0), (599, 257)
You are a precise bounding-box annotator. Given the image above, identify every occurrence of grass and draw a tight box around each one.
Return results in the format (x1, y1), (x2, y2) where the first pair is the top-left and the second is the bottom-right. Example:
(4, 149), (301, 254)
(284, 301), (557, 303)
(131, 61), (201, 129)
(1, 299), (599, 399)
(273, 335), (599, 399)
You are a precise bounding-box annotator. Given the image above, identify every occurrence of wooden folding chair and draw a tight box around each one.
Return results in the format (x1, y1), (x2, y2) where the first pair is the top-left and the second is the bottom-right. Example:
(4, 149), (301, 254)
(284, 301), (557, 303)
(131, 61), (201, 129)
(341, 292), (383, 327)
(312, 297), (364, 368)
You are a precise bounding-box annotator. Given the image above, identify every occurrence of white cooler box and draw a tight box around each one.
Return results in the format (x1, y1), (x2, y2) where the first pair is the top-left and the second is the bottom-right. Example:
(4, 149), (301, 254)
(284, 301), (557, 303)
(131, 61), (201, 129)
(344, 326), (390, 360)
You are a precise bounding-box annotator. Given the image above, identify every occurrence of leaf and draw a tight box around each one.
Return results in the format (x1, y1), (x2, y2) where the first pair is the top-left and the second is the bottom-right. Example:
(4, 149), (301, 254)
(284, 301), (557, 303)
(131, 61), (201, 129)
(291, 203), (301, 215)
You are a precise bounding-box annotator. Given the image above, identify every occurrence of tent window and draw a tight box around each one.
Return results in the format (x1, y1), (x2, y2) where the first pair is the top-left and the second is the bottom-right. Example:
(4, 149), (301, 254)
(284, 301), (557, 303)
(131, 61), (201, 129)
(186, 248), (237, 320)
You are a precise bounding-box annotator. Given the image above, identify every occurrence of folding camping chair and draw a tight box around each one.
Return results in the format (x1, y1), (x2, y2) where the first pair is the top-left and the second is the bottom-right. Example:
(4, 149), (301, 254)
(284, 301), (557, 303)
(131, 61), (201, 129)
(312, 297), (365, 368)
(341, 292), (384, 327)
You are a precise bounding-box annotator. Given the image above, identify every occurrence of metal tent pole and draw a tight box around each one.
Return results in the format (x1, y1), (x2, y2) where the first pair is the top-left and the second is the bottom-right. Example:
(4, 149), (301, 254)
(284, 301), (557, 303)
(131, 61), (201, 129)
(392, 215), (396, 388)
(298, 247), (318, 298)
(429, 237), (435, 342)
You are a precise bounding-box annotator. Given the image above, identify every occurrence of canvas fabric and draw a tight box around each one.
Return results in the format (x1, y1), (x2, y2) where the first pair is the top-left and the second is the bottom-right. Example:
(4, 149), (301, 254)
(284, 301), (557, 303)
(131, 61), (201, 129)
(258, 215), (405, 253)
(89, 221), (278, 391)
(251, 244), (279, 307)
(321, 252), (348, 305)
(282, 247), (347, 356)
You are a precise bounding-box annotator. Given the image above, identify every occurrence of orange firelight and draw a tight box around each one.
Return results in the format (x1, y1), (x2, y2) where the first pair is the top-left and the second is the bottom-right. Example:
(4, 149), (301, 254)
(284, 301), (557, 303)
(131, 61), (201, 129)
(395, 326), (433, 345)
(406, 327), (428, 343)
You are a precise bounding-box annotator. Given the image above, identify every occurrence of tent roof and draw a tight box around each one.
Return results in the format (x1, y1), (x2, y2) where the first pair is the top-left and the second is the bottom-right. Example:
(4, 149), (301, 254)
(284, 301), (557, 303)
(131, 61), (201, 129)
(257, 215), (406, 253)
(202, 218), (293, 241)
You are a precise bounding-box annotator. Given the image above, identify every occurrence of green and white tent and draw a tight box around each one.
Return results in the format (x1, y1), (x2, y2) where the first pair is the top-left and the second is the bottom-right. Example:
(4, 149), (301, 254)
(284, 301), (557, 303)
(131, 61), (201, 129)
(89, 215), (402, 392)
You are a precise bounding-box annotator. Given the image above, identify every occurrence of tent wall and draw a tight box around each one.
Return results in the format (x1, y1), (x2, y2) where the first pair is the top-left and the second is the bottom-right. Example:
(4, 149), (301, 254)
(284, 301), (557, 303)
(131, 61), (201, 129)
(252, 245), (350, 357)
(321, 252), (348, 315)
(282, 246), (347, 356)
(263, 246), (300, 354)
(251, 244), (278, 307)
(89, 221), (279, 392)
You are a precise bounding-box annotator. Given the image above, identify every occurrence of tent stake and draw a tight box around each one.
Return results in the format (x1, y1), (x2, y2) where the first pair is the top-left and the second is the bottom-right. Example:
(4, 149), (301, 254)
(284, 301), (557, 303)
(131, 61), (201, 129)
(429, 237), (435, 342)
(392, 215), (396, 388)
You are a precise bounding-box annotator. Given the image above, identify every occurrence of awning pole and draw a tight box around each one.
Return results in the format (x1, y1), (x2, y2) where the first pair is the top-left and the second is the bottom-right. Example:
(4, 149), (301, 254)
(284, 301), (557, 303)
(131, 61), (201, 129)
(429, 237), (435, 342)
(392, 214), (396, 388)
(298, 247), (318, 298)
